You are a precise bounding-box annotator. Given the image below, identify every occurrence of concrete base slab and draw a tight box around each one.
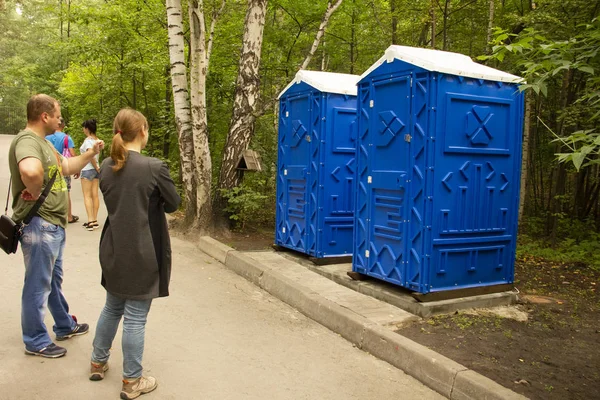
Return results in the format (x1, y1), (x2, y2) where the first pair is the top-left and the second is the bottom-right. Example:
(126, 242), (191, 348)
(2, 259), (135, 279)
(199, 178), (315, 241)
(277, 253), (518, 318)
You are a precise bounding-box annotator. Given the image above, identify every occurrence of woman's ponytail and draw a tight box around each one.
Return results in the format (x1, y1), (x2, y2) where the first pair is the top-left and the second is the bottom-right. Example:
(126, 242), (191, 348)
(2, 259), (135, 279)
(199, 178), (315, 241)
(111, 108), (148, 172)
(110, 130), (128, 172)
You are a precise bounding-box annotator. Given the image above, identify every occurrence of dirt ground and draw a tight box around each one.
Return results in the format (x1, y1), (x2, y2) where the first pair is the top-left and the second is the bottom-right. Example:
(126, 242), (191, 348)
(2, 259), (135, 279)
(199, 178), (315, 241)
(212, 229), (274, 251)
(206, 229), (600, 399)
(399, 256), (600, 400)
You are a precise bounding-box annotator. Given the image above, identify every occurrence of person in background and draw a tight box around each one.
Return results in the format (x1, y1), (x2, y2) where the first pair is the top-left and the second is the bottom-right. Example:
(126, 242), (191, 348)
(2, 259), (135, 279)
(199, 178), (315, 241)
(46, 117), (79, 224)
(8, 94), (104, 358)
(89, 108), (180, 400)
(79, 118), (100, 231)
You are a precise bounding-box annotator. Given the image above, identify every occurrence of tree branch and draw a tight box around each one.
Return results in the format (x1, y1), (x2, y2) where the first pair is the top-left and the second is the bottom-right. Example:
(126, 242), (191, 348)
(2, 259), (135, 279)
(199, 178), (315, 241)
(207, 0), (226, 69)
(300, 0), (343, 70)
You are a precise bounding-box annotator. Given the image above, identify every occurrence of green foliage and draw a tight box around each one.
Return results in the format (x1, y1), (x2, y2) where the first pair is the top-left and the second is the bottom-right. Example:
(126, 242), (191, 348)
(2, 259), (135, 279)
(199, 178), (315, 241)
(481, 19), (600, 171)
(219, 178), (274, 230)
(0, 0), (598, 250)
(518, 217), (600, 270)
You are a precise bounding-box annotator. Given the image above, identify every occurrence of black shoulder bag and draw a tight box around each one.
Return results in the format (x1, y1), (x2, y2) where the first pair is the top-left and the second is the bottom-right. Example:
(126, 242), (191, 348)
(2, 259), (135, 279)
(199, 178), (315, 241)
(0, 171), (59, 254)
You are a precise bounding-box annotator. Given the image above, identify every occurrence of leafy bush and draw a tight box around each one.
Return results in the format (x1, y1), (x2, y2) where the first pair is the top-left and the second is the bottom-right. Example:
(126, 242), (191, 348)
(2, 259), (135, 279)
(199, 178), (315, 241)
(219, 179), (274, 230)
(518, 216), (600, 270)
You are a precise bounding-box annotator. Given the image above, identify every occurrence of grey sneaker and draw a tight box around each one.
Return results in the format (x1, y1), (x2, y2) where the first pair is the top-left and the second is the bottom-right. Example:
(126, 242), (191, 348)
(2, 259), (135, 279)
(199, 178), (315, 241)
(89, 361), (109, 381)
(120, 376), (158, 399)
(25, 343), (67, 358)
(56, 322), (89, 341)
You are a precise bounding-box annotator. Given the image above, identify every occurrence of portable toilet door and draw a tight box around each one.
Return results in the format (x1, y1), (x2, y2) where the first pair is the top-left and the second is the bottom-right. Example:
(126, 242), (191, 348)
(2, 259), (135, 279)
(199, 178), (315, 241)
(353, 46), (524, 293)
(276, 70), (360, 257)
(355, 73), (413, 287)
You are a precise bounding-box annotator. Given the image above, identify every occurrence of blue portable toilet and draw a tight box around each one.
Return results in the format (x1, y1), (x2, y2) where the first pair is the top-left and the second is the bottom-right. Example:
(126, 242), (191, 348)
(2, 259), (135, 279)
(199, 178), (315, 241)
(353, 46), (524, 294)
(276, 70), (360, 258)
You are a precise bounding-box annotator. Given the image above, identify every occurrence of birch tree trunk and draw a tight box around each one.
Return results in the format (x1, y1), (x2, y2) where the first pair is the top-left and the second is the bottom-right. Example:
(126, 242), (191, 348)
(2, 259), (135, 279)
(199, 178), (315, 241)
(188, 0), (213, 230)
(166, 0), (197, 222)
(206, 0), (226, 70)
(300, 0), (343, 70)
(321, 37), (328, 71)
(215, 0), (268, 225)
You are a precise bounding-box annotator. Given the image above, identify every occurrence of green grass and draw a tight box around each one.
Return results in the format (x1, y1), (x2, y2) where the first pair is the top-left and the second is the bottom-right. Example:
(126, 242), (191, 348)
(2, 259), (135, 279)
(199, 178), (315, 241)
(517, 216), (600, 270)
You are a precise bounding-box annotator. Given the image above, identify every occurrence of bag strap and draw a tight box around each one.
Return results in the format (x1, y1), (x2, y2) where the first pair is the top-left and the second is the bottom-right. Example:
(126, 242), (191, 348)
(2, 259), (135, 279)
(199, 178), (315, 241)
(63, 135), (69, 150)
(5, 177), (12, 215)
(22, 170), (59, 225)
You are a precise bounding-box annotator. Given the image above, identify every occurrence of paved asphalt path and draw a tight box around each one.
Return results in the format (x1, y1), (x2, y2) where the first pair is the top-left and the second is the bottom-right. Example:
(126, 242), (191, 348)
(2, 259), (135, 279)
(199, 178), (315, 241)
(0, 134), (443, 400)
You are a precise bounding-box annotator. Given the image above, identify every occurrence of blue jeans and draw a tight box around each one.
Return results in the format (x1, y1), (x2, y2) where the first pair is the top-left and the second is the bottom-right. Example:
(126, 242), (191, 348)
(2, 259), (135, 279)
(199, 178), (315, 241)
(91, 292), (152, 378)
(20, 216), (76, 351)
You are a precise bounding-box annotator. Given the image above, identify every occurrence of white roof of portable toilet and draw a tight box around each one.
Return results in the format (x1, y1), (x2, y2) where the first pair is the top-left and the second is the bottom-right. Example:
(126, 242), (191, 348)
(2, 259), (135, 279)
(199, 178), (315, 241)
(359, 45), (523, 84)
(278, 70), (360, 99)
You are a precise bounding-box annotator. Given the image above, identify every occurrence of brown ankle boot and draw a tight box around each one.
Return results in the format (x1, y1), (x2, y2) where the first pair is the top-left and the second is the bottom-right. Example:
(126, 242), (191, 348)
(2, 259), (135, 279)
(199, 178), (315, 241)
(89, 361), (109, 381)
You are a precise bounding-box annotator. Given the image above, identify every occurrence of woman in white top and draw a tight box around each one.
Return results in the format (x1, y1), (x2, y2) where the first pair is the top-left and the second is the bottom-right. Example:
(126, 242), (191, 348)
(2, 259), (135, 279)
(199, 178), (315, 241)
(80, 119), (101, 231)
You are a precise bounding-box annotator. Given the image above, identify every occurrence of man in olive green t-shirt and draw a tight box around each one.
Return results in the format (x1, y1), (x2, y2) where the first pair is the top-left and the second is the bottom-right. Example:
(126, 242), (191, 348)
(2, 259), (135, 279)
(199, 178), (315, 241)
(9, 94), (104, 358)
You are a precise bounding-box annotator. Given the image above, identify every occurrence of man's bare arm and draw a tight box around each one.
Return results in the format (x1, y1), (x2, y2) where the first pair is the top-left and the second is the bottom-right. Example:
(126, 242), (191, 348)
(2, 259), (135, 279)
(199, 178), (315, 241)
(61, 140), (104, 175)
(18, 157), (44, 199)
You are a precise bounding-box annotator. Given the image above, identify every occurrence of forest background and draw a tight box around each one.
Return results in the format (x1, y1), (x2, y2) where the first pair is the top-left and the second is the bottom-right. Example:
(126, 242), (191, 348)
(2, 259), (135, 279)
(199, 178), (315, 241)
(0, 0), (599, 269)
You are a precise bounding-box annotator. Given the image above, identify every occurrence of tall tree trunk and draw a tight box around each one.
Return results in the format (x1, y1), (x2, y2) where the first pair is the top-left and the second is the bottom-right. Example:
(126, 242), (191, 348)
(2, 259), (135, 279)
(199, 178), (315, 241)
(60, 0), (64, 40)
(300, 0), (343, 70)
(166, 0), (197, 223)
(430, 0), (436, 48)
(585, 167), (600, 218)
(535, 98), (544, 212)
(132, 70), (137, 109)
(391, 0), (398, 44)
(215, 0), (268, 226)
(548, 70), (574, 242)
(418, 21), (431, 46)
(550, 164), (567, 245)
(518, 93), (532, 223)
(119, 47), (125, 107)
(486, 0), (495, 53)
(142, 69), (149, 116)
(350, 5), (356, 74)
(163, 65), (172, 159)
(67, 0), (71, 38)
(188, 0), (213, 231)
(206, 0), (226, 71)
(321, 37), (328, 71)
(574, 169), (587, 218)
(442, 0), (450, 50)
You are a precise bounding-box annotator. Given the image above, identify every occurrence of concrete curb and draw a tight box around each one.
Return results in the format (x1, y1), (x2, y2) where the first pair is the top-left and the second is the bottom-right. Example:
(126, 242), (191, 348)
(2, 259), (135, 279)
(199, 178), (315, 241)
(196, 236), (527, 400)
(197, 236), (233, 264)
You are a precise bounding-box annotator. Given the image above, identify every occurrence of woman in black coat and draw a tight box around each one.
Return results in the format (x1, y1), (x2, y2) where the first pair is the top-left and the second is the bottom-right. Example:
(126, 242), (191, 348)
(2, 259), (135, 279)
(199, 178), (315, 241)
(89, 108), (180, 400)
